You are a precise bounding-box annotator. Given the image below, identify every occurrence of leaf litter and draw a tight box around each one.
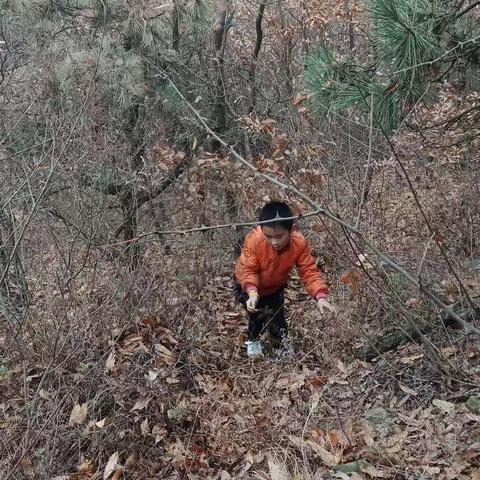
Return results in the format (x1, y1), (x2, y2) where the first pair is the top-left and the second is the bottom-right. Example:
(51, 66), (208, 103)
(3, 94), (480, 478)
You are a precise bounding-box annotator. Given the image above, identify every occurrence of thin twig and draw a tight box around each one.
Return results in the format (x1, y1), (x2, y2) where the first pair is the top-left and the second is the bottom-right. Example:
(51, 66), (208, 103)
(355, 93), (374, 229)
(417, 232), (435, 281)
(388, 34), (480, 75)
(94, 210), (323, 248)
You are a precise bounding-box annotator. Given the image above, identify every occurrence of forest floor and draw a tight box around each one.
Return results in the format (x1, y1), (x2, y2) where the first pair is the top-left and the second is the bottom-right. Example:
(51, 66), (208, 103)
(2, 88), (480, 480)
(2, 232), (480, 480)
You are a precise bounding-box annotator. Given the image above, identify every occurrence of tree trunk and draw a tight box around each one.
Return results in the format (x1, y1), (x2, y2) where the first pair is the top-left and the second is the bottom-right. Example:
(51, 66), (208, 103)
(0, 209), (28, 315)
(212, 0), (232, 135)
(279, 4), (293, 98)
(248, 1), (267, 113)
(172, 0), (180, 52)
(344, 0), (355, 51)
(103, 150), (192, 264)
(457, 64), (467, 91)
(122, 101), (144, 266)
(126, 103), (145, 172)
(301, 0), (310, 57)
(356, 324), (431, 361)
(357, 306), (479, 361)
(121, 190), (140, 266)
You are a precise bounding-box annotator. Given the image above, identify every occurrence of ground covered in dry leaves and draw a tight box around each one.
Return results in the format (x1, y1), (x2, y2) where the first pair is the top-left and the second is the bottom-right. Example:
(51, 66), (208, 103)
(2, 238), (480, 480)
(2, 86), (480, 479)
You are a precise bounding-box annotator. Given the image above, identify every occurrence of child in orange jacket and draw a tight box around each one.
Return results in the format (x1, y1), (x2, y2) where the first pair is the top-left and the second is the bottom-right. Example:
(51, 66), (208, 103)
(235, 201), (336, 357)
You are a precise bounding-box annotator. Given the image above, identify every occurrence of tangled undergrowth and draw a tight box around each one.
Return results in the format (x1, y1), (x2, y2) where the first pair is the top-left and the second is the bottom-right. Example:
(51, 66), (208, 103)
(1, 85), (480, 480)
(1, 229), (480, 479)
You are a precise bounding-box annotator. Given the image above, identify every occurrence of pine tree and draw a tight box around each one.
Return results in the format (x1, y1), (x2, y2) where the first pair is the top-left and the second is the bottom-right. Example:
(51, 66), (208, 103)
(306, 0), (480, 132)
(0, 0), (215, 265)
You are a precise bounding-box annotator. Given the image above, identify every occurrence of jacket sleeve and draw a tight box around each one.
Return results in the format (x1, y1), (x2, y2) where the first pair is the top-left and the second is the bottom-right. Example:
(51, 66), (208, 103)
(296, 239), (329, 298)
(235, 232), (260, 290)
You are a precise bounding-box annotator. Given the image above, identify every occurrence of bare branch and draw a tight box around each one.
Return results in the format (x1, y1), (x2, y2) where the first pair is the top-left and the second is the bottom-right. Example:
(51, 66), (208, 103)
(94, 209), (323, 247)
(455, 0), (480, 19)
(355, 94), (374, 228)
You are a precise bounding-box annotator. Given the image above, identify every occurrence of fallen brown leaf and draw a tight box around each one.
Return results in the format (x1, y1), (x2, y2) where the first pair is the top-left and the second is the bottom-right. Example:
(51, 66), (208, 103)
(78, 458), (96, 474)
(69, 402), (88, 426)
(267, 453), (289, 480)
(103, 452), (119, 480)
(131, 396), (151, 411)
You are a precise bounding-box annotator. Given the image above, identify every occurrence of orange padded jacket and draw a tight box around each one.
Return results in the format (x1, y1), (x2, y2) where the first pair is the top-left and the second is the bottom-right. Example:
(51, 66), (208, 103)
(235, 226), (329, 298)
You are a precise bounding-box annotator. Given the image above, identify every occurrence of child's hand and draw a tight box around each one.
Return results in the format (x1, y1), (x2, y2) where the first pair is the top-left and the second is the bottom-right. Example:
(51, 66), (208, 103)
(317, 298), (337, 315)
(246, 291), (259, 312)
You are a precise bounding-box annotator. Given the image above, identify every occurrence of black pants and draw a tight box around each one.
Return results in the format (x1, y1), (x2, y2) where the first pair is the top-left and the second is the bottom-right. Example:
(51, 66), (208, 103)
(234, 282), (288, 343)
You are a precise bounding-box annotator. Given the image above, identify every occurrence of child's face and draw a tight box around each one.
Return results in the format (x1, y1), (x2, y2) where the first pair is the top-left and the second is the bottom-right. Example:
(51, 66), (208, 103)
(262, 225), (291, 251)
